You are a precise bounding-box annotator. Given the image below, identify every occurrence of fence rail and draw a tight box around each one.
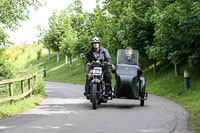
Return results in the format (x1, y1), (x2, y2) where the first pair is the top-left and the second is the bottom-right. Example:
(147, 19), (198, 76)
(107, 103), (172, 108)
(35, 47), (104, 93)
(0, 73), (37, 104)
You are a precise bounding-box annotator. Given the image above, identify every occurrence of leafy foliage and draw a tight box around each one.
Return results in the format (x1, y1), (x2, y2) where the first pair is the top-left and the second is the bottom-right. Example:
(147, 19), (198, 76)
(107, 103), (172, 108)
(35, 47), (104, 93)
(0, 28), (9, 46)
(0, 48), (13, 80)
(0, 0), (44, 79)
(39, 0), (200, 68)
(147, 0), (200, 66)
(0, 0), (44, 30)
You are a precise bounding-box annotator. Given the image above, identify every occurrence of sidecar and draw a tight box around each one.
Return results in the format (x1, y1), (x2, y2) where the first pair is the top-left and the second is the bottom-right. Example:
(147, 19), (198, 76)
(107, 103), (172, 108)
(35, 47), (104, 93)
(114, 49), (148, 106)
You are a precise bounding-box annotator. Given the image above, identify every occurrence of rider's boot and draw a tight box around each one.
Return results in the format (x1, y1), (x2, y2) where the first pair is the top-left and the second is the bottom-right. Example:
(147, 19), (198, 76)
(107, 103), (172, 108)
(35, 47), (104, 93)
(84, 86), (90, 95)
(84, 84), (90, 99)
(105, 86), (111, 98)
(84, 74), (92, 98)
(84, 77), (90, 95)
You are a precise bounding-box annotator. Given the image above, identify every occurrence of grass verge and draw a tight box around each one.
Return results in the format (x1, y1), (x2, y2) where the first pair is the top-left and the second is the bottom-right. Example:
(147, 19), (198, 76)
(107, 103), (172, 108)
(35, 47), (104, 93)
(0, 95), (43, 119)
(144, 64), (200, 133)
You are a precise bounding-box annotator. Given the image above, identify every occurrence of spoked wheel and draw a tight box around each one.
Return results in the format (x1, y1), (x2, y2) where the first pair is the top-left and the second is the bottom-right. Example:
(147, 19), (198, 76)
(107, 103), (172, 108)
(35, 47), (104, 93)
(92, 84), (98, 109)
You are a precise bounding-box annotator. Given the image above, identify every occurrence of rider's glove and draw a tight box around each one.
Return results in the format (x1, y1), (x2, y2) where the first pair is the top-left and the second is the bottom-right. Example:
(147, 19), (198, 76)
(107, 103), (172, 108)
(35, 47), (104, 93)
(136, 65), (140, 70)
(86, 63), (91, 69)
(111, 64), (115, 70)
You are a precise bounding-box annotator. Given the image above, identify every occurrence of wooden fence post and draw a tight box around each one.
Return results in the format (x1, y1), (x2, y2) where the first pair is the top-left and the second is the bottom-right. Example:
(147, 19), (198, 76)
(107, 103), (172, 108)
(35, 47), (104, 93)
(9, 83), (13, 104)
(21, 81), (24, 99)
(0, 73), (37, 104)
(28, 79), (32, 97)
(34, 76), (36, 94)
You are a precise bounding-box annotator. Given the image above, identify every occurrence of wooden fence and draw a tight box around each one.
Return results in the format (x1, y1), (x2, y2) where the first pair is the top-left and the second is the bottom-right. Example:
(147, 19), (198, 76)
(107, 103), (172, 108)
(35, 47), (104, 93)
(0, 73), (37, 104)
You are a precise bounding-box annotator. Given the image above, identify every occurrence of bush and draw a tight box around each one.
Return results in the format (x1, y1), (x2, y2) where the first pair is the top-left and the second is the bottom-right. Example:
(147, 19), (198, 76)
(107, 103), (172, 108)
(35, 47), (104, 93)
(28, 54), (31, 59)
(20, 46), (26, 53)
(33, 73), (45, 96)
(36, 49), (42, 60)
(14, 56), (18, 61)
(0, 48), (13, 80)
(23, 65), (45, 96)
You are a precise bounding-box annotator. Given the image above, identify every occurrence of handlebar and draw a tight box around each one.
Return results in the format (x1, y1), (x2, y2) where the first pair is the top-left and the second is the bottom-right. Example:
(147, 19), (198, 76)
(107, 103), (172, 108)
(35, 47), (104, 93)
(80, 53), (113, 69)
(87, 61), (112, 68)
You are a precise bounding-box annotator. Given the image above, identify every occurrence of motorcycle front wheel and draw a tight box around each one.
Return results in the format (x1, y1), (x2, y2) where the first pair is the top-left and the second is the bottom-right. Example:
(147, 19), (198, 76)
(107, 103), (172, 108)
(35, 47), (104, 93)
(92, 84), (98, 109)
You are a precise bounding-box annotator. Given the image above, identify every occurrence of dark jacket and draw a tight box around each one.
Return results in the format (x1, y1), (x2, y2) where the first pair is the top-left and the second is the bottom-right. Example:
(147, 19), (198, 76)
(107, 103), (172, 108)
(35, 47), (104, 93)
(86, 47), (112, 64)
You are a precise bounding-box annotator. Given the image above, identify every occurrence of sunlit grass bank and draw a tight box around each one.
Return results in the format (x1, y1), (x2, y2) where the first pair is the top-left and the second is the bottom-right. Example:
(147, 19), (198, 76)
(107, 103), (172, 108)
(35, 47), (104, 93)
(0, 96), (43, 120)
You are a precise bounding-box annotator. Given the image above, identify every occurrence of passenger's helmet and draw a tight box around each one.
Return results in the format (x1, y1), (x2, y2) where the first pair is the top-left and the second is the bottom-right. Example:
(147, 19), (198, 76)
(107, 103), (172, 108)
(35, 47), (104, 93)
(91, 37), (100, 45)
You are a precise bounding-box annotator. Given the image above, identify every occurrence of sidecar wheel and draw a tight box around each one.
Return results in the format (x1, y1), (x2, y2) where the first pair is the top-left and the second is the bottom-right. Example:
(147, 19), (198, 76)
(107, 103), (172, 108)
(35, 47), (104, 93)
(140, 100), (144, 106)
(98, 100), (101, 105)
(139, 77), (146, 106)
(92, 84), (98, 109)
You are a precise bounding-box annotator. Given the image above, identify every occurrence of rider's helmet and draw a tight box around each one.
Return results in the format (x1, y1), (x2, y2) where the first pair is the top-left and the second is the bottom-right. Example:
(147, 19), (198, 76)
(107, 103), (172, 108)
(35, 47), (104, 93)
(91, 37), (100, 46)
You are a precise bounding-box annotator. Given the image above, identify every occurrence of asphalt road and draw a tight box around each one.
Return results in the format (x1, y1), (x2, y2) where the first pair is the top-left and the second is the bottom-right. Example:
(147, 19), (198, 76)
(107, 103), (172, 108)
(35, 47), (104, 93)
(0, 81), (192, 133)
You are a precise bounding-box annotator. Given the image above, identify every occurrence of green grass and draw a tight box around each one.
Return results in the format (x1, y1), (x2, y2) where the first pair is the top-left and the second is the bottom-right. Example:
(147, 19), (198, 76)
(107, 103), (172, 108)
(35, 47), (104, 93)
(0, 95), (43, 119)
(3, 44), (200, 132)
(24, 50), (87, 84)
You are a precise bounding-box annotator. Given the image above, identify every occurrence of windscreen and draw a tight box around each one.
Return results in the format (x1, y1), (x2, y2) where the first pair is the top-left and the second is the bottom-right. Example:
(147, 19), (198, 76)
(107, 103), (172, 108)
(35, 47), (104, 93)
(117, 49), (139, 66)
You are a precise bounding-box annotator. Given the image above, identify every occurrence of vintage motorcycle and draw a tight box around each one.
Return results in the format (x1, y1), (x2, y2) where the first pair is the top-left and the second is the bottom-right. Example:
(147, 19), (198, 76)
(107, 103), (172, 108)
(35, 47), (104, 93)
(81, 49), (148, 109)
(80, 53), (112, 109)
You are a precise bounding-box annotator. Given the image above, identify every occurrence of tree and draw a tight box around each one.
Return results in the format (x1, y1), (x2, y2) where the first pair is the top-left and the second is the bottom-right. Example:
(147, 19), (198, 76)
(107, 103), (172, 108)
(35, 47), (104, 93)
(0, 28), (9, 46)
(147, 0), (200, 71)
(60, 14), (76, 69)
(0, 0), (44, 79)
(0, 0), (44, 46)
(67, 1), (92, 57)
(103, 0), (155, 64)
(0, 0), (43, 30)
(70, 0), (84, 38)
(43, 10), (65, 62)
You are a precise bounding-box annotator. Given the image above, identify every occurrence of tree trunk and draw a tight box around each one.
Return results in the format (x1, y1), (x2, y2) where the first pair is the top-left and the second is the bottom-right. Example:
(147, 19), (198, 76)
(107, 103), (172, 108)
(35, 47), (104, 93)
(48, 49), (50, 60)
(154, 58), (157, 77)
(174, 64), (180, 77)
(65, 56), (68, 64)
(57, 52), (59, 63)
(69, 55), (72, 70)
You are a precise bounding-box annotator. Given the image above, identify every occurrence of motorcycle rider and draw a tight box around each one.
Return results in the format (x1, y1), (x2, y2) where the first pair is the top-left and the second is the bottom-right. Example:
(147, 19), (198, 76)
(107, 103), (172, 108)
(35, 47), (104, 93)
(84, 37), (115, 97)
